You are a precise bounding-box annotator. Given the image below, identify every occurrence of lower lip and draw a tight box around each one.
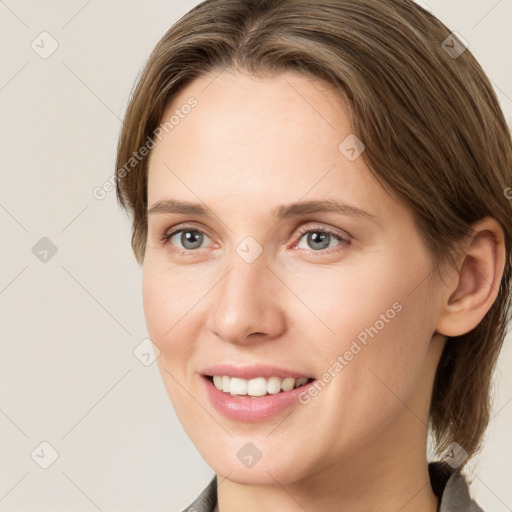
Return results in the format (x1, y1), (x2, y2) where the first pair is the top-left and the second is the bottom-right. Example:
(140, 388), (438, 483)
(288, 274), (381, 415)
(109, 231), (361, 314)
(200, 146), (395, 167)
(201, 375), (317, 422)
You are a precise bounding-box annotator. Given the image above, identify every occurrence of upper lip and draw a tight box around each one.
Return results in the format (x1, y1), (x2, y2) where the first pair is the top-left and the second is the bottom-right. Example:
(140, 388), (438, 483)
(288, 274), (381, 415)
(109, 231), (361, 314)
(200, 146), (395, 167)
(201, 364), (314, 380)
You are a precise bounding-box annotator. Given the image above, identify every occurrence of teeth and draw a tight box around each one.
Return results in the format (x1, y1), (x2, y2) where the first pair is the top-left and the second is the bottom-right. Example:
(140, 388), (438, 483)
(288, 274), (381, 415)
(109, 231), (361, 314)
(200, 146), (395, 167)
(213, 375), (223, 389)
(281, 377), (295, 391)
(211, 375), (311, 397)
(266, 376), (282, 394)
(248, 377), (267, 396)
(230, 377), (248, 395)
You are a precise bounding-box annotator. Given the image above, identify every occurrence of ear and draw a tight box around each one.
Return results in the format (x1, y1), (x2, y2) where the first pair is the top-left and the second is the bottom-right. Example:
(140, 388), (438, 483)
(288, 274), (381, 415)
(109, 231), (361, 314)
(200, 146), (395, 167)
(435, 217), (506, 337)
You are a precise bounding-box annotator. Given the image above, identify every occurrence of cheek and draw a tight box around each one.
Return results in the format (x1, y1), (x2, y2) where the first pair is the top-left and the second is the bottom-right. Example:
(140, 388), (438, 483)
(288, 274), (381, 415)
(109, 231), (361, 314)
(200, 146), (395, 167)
(305, 247), (435, 402)
(142, 270), (171, 342)
(142, 265), (200, 413)
(292, 262), (435, 459)
(142, 263), (195, 358)
(291, 255), (410, 352)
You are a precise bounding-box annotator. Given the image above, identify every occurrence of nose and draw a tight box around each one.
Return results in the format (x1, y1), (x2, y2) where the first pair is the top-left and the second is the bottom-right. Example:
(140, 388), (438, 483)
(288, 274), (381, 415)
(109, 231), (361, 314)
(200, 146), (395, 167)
(206, 250), (287, 346)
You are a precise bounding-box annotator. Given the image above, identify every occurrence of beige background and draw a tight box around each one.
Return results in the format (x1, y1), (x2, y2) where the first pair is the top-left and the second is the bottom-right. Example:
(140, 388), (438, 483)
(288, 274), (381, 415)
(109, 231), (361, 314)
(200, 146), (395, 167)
(0, 0), (511, 510)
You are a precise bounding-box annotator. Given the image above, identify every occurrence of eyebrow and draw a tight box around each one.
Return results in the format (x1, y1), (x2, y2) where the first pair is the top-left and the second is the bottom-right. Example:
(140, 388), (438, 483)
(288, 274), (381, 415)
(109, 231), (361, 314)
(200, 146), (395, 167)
(147, 198), (378, 223)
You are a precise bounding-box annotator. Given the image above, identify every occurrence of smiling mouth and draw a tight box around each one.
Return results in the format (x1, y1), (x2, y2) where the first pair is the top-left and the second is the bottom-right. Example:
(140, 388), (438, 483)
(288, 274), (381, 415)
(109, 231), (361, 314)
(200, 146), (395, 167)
(205, 375), (315, 397)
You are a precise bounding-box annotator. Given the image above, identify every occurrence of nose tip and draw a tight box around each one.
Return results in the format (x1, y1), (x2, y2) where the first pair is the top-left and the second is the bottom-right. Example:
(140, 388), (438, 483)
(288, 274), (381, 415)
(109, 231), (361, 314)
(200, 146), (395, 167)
(206, 257), (286, 345)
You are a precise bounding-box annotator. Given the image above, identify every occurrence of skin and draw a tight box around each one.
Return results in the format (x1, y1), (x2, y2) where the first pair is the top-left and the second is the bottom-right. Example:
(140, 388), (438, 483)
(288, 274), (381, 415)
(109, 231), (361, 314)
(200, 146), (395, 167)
(142, 69), (505, 512)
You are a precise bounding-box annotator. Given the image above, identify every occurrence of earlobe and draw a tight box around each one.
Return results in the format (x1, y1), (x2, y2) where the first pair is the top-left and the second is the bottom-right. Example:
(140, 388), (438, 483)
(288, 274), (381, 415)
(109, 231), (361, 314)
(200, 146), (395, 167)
(435, 217), (505, 337)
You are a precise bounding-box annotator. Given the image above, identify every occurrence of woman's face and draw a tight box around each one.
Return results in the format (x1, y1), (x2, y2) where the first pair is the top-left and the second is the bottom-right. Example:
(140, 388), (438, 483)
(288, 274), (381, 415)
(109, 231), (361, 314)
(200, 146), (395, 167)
(143, 69), (446, 485)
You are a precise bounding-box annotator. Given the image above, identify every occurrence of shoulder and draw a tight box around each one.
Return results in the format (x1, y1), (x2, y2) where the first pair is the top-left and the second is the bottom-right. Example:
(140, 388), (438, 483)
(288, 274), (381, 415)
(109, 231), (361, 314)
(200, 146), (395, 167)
(429, 461), (485, 512)
(180, 474), (217, 512)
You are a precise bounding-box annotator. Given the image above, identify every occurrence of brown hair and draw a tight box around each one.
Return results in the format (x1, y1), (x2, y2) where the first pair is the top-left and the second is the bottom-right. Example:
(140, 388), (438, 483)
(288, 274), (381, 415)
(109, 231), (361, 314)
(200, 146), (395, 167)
(115, 0), (512, 464)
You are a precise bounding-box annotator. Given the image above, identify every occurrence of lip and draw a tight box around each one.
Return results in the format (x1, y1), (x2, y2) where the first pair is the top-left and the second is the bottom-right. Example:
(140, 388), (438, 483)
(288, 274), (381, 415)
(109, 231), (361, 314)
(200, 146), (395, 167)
(201, 364), (314, 380)
(201, 374), (317, 422)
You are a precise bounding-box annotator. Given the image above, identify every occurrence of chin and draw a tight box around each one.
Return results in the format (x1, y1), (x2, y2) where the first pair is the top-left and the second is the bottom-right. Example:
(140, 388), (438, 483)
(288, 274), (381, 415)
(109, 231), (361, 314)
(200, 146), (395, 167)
(197, 439), (313, 487)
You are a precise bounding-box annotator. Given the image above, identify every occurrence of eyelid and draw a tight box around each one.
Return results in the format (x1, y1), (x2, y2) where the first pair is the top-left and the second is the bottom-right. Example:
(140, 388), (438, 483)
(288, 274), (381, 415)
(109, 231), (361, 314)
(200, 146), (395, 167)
(293, 223), (351, 243)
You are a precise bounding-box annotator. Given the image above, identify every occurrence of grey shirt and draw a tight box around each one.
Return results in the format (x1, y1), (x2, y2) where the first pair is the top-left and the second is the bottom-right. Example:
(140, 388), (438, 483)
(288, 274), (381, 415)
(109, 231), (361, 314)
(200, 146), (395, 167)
(180, 462), (484, 512)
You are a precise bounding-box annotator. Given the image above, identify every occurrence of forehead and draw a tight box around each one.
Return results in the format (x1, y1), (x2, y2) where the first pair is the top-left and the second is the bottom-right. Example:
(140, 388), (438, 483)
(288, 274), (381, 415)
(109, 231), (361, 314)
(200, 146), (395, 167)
(146, 70), (392, 223)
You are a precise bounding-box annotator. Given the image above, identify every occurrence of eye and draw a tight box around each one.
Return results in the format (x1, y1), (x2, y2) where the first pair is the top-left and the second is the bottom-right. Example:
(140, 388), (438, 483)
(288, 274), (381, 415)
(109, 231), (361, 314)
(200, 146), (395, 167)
(161, 227), (211, 252)
(293, 224), (350, 254)
(161, 223), (350, 254)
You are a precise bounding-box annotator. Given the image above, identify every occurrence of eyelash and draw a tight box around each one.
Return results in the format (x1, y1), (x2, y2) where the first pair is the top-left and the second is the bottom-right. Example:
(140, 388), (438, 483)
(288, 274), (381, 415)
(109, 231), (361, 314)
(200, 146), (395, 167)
(160, 223), (350, 256)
